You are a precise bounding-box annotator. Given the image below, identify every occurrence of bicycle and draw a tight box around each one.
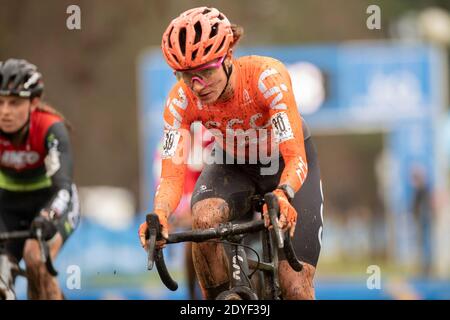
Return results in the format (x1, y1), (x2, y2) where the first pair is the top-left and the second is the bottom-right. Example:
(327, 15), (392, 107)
(146, 192), (303, 300)
(0, 226), (58, 300)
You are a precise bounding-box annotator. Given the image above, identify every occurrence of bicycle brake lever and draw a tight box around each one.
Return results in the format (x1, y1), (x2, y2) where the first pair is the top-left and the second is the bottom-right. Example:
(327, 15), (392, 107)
(146, 213), (160, 270)
(35, 228), (46, 263)
(145, 214), (178, 291)
(283, 233), (303, 272)
(35, 227), (58, 276)
(147, 234), (156, 270)
(264, 193), (284, 249)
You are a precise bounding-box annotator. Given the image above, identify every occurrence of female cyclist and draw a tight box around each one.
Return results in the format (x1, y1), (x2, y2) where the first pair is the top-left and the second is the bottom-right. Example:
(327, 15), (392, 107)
(139, 7), (324, 300)
(0, 59), (80, 299)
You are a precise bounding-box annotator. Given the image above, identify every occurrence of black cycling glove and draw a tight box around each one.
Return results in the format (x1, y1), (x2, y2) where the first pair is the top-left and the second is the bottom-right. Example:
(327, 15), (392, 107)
(30, 215), (58, 241)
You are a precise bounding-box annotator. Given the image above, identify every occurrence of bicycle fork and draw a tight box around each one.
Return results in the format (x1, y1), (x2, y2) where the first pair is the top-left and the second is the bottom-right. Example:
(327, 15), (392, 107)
(223, 230), (282, 300)
(223, 235), (258, 300)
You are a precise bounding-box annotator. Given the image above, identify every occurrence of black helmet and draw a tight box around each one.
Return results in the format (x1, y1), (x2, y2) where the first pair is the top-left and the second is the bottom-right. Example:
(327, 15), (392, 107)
(0, 59), (44, 99)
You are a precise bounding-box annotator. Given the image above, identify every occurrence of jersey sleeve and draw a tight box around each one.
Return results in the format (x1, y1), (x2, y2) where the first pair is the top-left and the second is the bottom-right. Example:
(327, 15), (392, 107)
(153, 83), (193, 216)
(42, 121), (74, 216)
(255, 60), (308, 193)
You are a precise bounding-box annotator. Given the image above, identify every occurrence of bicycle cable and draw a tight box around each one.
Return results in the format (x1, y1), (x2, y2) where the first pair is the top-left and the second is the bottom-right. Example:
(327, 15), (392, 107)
(205, 239), (261, 280)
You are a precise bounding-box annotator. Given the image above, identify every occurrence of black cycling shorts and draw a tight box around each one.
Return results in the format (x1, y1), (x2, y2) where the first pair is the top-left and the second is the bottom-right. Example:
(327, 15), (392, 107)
(0, 184), (80, 262)
(191, 138), (324, 268)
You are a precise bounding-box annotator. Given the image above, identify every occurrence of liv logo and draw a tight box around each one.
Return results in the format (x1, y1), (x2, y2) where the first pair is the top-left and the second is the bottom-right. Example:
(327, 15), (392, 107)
(366, 265), (381, 290)
(232, 255), (244, 280)
(66, 265), (81, 290)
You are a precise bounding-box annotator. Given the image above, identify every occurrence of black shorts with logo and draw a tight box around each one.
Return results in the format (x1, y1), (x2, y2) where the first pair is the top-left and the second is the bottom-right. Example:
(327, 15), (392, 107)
(0, 185), (80, 262)
(191, 137), (324, 268)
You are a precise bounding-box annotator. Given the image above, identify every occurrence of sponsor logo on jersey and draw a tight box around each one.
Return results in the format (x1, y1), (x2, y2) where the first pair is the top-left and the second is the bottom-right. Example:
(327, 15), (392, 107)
(193, 184), (213, 197)
(0, 150), (40, 169)
(203, 113), (271, 131)
(258, 68), (288, 110)
(165, 87), (188, 130)
(45, 138), (61, 176)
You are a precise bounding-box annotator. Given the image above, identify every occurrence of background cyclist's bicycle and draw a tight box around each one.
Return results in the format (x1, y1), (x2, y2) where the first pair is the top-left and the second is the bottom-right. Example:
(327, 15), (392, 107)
(0, 225), (58, 300)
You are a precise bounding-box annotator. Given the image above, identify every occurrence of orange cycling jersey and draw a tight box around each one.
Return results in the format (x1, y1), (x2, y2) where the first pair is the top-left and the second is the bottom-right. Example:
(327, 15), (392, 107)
(154, 55), (309, 216)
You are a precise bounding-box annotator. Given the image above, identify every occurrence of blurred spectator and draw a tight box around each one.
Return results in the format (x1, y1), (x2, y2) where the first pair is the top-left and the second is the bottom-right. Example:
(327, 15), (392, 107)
(410, 165), (433, 277)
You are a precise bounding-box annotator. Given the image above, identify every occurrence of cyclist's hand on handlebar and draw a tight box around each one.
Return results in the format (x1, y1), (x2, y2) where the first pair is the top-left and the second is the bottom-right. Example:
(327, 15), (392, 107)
(30, 211), (58, 241)
(138, 223), (167, 250)
(138, 209), (169, 250)
(263, 189), (297, 238)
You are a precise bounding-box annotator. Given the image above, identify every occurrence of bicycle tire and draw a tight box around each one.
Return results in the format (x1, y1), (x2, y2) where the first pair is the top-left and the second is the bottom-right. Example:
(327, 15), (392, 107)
(216, 290), (242, 300)
(216, 286), (259, 300)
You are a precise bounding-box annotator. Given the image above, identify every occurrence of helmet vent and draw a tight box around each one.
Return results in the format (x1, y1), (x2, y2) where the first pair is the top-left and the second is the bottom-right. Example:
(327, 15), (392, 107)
(210, 23), (218, 38)
(202, 8), (211, 15)
(216, 36), (226, 53)
(179, 27), (187, 54)
(192, 49), (198, 60)
(204, 44), (213, 55)
(194, 21), (202, 44)
(167, 27), (174, 48)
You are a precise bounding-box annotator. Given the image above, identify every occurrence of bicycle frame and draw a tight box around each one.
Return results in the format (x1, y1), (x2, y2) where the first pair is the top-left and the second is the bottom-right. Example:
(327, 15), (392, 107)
(222, 222), (282, 300)
(225, 234), (252, 288)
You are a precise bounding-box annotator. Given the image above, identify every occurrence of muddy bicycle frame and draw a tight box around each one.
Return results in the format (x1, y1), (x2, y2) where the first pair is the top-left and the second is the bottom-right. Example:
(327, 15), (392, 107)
(146, 192), (303, 300)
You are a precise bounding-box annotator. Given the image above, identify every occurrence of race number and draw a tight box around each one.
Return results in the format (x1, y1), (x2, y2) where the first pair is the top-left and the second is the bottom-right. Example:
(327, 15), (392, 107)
(271, 112), (294, 142)
(161, 130), (181, 158)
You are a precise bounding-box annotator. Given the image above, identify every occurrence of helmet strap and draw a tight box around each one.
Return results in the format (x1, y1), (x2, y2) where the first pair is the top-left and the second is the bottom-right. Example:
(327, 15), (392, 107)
(217, 60), (233, 101)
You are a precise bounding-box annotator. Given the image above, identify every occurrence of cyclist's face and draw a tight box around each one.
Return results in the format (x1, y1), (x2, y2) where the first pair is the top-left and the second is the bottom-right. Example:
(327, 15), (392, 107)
(175, 55), (229, 104)
(0, 96), (32, 133)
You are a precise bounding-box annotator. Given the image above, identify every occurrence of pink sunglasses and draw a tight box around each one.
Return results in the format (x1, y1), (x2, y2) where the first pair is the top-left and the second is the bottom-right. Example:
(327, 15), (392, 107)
(174, 56), (226, 87)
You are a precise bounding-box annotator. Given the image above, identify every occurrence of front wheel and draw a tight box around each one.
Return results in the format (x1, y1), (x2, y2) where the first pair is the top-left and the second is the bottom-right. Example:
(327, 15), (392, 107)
(216, 286), (258, 300)
(216, 290), (242, 300)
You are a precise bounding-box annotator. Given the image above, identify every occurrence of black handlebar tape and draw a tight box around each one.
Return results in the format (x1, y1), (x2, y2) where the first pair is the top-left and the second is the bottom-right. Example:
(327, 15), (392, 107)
(155, 249), (178, 291)
(166, 220), (265, 244)
(146, 213), (160, 270)
(36, 230), (58, 276)
(230, 220), (266, 235)
(264, 193), (303, 271)
(0, 230), (31, 242)
(44, 247), (58, 276)
(283, 232), (303, 272)
(146, 213), (162, 237)
(264, 193), (284, 249)
(146, 213), (178, 291)
(166, 228), (219, 244)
